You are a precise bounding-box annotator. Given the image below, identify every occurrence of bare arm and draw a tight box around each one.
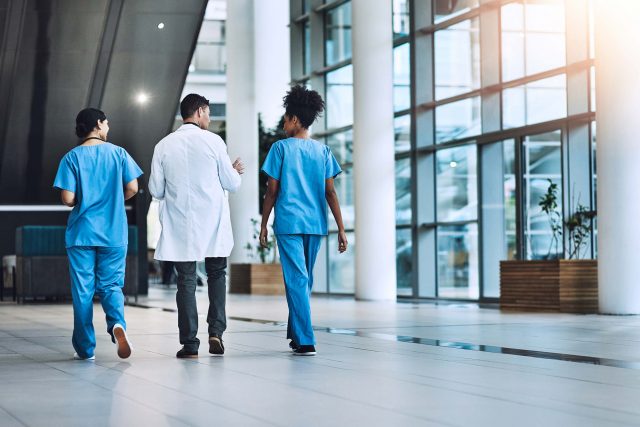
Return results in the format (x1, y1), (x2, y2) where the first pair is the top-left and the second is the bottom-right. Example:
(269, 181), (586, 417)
(124, 178), (139, 200)
(260, 177), (280, 248)
(326, 178), (348, 253)
(60, 190), (76, 207)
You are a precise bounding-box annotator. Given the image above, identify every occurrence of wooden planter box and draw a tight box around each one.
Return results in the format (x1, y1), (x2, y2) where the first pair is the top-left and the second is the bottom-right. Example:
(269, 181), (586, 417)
(500, 260), (598, 313)
(230, 263), (285, 295)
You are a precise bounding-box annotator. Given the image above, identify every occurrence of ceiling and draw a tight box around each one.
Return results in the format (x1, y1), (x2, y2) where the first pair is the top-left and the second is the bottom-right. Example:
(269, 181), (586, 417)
(0, 0), (207, 203)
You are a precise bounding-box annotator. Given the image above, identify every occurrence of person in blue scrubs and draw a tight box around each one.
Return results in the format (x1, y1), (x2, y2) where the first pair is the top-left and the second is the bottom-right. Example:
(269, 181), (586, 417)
(260, 85), (348, 356)
(53, 108), (142, 360)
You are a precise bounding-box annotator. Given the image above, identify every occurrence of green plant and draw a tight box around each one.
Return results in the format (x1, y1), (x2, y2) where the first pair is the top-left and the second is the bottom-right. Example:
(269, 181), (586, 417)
(538, 179), (562, 259)
(244, 218), (277, 263)
(564, 199), (596, 260)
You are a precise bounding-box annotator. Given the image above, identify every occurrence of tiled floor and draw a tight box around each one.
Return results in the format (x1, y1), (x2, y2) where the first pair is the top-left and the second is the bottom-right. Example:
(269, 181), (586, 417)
(1, 286), (640, 426)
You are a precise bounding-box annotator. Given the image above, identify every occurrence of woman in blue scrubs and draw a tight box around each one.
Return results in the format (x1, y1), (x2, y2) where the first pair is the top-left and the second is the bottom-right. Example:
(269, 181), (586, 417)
(53, 108), (142, 360)
(260, 86), (348, 356)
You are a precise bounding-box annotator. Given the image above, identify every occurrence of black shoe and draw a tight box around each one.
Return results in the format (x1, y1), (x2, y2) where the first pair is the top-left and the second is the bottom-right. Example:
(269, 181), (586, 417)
(208, 335), (225, 355)
(292, 345), (316, 356)
(289, 340), (300, 351)
(176, 347), (198, 359)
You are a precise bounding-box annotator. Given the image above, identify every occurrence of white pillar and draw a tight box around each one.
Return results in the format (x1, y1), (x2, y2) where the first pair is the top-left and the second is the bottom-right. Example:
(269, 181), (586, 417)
(595, 0), (640, 314)
(254, 0), (290, 128)
(352, 0), (397, 301)
(227, 0), (258, 263)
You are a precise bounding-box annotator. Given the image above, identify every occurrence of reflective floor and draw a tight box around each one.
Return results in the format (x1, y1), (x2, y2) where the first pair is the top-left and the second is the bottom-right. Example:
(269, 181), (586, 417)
(1, 287), (640, 426)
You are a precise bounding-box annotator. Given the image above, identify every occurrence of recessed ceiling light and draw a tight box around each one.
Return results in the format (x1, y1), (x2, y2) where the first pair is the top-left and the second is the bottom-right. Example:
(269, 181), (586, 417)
(449, 161), (458, 168)
(135, 92), (149, 105)
(157, 22), (165, 29)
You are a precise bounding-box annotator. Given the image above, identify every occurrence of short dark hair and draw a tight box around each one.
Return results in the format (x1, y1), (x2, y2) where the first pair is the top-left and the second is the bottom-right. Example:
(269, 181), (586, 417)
(180, 93), (210, 119)
(75, 108), (107, 138)
(283, 85), (325, 129)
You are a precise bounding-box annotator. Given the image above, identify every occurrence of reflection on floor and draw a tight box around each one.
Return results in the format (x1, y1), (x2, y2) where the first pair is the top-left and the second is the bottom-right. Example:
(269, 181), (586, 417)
(1, 286), (640, 426)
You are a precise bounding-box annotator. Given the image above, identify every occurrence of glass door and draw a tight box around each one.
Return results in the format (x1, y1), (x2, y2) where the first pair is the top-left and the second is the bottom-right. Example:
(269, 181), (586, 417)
(521, 130), (563, 260)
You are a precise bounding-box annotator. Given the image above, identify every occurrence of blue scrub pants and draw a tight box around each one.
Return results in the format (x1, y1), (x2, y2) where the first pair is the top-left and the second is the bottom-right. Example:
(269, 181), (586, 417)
(67, 246), (127, 358)
(276, 234), (322, 346)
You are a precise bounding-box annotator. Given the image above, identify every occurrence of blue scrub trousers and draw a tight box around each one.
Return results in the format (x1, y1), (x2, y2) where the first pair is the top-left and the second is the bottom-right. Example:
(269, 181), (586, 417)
(67, 246), (127, 358)
(276, 234), (322, 346)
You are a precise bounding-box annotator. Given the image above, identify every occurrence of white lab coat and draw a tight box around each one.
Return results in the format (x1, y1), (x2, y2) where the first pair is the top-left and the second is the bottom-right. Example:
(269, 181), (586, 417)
(148, 124), (241, 261)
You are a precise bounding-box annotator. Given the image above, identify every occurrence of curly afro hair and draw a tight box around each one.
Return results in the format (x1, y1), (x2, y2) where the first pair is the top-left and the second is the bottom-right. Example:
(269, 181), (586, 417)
(283, 85), (325, 129)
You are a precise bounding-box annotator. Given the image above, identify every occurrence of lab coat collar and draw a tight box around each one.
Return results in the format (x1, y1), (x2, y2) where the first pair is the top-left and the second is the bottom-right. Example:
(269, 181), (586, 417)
(177, 123), (202, 131)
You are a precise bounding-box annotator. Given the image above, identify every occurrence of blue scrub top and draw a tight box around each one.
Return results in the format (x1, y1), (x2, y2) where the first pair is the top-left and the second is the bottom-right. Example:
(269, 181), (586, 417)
(53, 142), (143, 248)
(261, 138), (342, 235)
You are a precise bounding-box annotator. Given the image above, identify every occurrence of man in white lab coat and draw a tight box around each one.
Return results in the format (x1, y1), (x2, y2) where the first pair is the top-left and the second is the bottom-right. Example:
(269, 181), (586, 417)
(149, 94), (244, 359)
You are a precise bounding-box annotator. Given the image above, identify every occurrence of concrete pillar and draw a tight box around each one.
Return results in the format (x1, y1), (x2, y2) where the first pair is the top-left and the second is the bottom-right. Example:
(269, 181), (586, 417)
(595, 0), (640, 313)
(254, 0), (290, 128)
(227, 0), (258, 263)
(352, 0), (396, 301)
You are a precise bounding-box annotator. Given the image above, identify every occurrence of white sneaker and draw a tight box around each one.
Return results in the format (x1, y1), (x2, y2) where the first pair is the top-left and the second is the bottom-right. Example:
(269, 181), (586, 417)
(73, 352), (95, 361)
(113, 324), (132, 359)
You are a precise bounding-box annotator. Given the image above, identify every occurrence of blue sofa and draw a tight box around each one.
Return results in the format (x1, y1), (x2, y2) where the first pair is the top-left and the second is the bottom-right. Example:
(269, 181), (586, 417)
(15, 226), (138, 303)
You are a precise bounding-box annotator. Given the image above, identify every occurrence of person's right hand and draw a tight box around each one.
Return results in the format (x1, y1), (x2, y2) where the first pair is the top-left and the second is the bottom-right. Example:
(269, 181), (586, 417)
(233, 158), (245, 175)
(338, 230), (348, 253)
(259, 226), (269, 249)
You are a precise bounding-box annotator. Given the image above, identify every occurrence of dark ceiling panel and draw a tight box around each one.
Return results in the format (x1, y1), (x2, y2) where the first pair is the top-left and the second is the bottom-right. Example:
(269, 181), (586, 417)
(0, 0), (108, 203)
(0, 0), (206, 204)
(100, 0), (207, 177)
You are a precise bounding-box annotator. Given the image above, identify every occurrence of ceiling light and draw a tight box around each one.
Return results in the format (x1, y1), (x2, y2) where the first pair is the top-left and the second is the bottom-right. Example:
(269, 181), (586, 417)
(135, 92), (149, 105)
(449, 161), (458, 168)
(158, 22), (165, 29)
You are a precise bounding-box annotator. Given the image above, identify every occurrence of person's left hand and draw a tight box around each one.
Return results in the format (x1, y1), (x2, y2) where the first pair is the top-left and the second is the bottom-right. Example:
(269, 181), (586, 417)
(259, 226), (269, 248)
(338, 230), (348, 253)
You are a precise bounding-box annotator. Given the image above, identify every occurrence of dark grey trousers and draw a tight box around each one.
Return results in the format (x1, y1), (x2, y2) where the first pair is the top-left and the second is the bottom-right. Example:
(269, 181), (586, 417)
(174, 257), (227, 351)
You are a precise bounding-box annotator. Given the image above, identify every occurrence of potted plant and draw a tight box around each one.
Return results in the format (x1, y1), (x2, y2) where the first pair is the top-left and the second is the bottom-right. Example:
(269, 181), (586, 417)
(500, 180), (598, 313)
(229, 219), (284, 295)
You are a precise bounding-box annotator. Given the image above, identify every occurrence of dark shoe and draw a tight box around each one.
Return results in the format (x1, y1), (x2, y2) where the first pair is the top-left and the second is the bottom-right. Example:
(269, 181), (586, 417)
(208, 335), (225, 355)
(176, 347), (198, 359)
(289, 340), (300, 351)
(292, 345), (316, 356)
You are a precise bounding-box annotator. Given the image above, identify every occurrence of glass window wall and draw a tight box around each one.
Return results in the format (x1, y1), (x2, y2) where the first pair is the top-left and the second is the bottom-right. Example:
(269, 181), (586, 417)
(325, 2), (352, 66)
(396, 228), (413, 296)
(294, 0), (594, 301)
(394, 43), (411, 111)
(393, 0), (410, 38)
(503, 74), (567, 129)
(326, 65), (354, 129)
(501, 1), (566, 82)
(435, 18), (480, 100)
(396, 158), (412, 225)
(503, 140), (517, 260)
(326, 130), (353, 165)
(437, 223), (479, 299)
(328, 232), (355, 293)
(303, 21), (311, 75)
(394, 115), (411, 153)
(436, 145), (477, 222)
(433, 0), (479, 24)
(435, 97), (481, 144)
(333, 166), (354, 231)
